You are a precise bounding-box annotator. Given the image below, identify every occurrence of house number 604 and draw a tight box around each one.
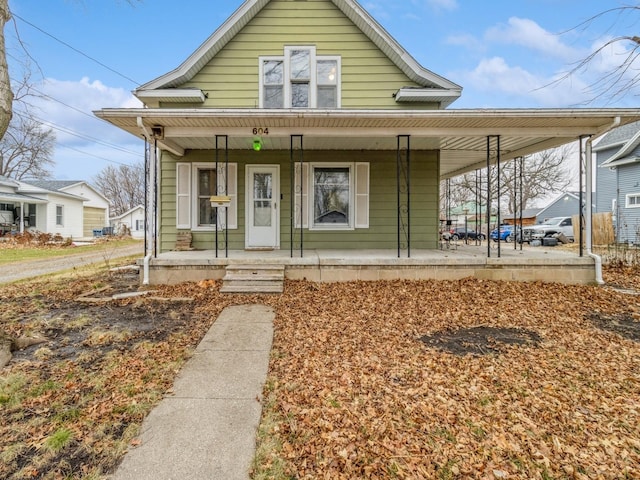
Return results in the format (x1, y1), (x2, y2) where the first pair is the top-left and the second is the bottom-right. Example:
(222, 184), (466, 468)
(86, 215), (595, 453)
(252, 127), (269, 135)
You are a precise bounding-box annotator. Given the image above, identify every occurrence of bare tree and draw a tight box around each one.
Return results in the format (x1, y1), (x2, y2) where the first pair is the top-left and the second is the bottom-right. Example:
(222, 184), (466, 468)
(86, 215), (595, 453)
(442, 145), (573, 214)
(0, 113), (55, 180)
(0, 0), (12, 141)
(93, 162), (144, 216)
(558, 6), (640, 105)
(1, 0), (141, 143)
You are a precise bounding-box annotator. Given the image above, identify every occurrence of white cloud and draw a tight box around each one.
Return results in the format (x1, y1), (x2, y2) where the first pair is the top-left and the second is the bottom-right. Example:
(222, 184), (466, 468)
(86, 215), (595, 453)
(25, 78), (144, 180)
(485, 17), (578, 62)
(458, 56), (593, 107)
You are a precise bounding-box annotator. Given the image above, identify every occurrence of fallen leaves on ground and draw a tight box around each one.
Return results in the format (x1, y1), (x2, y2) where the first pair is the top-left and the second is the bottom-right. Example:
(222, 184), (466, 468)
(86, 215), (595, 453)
(248, 274), (640, 480)
(1, 263), (639, 479)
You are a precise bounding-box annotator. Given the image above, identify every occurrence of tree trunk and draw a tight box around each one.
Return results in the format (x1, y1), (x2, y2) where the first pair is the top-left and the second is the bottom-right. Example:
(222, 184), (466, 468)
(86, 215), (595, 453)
(0, 0), (13, 142)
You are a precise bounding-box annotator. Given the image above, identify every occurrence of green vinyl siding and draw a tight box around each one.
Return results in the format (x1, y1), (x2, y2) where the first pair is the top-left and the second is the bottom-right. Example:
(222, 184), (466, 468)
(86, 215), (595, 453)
(158, 148), (439, 253)
(178, 0), (431, 110)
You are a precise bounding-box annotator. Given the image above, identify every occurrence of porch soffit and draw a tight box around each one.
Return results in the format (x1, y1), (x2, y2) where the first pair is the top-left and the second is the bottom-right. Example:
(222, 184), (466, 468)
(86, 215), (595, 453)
(93, 108), (640, 179)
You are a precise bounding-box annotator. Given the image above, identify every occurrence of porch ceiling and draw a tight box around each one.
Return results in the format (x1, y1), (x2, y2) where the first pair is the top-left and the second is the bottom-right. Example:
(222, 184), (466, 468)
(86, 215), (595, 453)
(94, 108), (640, 179)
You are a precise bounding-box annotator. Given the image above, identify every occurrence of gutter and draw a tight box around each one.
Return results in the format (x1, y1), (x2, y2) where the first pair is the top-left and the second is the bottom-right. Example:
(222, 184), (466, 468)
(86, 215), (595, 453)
(137, 117), (154, 285)
(585, 116), (621, 285)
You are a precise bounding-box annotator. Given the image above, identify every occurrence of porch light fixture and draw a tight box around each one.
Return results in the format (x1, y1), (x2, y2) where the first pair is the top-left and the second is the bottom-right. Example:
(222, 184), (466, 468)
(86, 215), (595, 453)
(253, 136), (263, 152)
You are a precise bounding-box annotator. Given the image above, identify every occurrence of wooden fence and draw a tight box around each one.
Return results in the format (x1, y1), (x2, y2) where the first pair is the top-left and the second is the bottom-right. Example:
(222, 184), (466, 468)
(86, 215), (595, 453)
(572, 212), (615, 245)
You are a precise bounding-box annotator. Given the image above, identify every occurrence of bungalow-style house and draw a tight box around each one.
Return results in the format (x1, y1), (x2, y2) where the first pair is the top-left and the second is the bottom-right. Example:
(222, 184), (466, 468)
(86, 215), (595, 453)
(0, 176), (104, 238)
(28, 180), (110, 238)
(95, 0), (640, 285)
(594, 120), (640, 244)
(110, 205), (145, 239)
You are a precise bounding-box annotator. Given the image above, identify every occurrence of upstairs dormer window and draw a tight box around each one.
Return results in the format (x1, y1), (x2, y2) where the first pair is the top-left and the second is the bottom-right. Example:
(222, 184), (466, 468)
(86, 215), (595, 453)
(260, 46), (340, 109)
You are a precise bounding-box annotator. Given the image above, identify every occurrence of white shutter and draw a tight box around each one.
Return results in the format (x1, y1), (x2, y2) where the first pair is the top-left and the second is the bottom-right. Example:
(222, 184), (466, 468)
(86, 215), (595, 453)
(355, 162), (369, 229)
(216, 163), (237, 230)
(176, 163), (191, 229)
(294, 162), (309, 228)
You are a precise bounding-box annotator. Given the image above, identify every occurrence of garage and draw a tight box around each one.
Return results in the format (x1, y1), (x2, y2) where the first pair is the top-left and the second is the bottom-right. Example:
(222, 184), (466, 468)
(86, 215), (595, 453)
(83, 206), (106, 237)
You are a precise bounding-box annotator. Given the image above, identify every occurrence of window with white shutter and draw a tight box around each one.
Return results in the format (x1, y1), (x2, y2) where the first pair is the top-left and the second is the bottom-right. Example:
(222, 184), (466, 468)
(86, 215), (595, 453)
(176, 163), (191, 229)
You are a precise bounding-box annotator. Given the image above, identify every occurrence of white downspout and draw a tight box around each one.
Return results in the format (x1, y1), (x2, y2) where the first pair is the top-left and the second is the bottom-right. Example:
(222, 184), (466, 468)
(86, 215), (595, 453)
(585, 116), (621, 285)
(138, 117), (154, 285)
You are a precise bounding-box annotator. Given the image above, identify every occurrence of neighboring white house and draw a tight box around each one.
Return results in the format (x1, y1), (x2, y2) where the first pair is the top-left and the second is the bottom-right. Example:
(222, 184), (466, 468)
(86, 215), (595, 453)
(28, 181), (110, 237)
(0, 177), (111, 239)
(110, 205), (145, 239)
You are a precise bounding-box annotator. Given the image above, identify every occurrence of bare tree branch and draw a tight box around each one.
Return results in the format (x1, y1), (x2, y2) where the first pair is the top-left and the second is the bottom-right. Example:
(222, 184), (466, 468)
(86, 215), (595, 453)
(442, 146), (573, 215)
(0, 112), (55, 180)
(549, 5), (640, 105)
(93, 162), (144, 216)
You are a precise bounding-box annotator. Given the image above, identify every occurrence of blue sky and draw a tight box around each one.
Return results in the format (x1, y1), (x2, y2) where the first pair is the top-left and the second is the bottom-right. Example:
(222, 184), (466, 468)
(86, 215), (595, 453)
(5, 0), (639, 181)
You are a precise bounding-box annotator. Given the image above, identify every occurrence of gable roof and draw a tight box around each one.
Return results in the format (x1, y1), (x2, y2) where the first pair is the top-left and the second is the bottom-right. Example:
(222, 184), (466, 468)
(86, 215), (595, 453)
(110, 205), (145, 221)
(28, 180), (82, 191)
(595, 120), (640, 168)
(16, 180), (86, 202)
(135, 0), (462, 106)
(28, 180), (109, 203)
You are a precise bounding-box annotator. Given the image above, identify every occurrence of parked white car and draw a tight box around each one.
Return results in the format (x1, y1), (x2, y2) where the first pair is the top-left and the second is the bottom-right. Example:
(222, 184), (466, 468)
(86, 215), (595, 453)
(520, 217), (575, 243)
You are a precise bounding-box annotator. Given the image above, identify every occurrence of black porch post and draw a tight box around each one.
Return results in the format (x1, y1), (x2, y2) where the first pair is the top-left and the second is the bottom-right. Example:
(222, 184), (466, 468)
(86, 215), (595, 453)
(397, 135), (410, 258)
(290, 135), (304, 258)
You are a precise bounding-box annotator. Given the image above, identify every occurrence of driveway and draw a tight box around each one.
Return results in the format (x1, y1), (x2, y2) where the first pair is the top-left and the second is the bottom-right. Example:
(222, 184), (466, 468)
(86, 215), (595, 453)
(0, 242), (144, 284)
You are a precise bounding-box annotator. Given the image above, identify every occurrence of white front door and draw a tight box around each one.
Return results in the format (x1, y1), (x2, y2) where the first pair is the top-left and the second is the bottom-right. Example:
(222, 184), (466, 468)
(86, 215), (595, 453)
(246, 165), (279, 249)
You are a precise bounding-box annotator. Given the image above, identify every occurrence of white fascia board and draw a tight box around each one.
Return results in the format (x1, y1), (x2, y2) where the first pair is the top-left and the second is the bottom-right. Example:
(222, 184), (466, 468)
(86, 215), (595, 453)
(600, 155), (640, 168)
(136, 0), (462, 98)
(333, 0), (462, 92)
(135, 89), (206, 103)
(137, 0), (269, 91)
(394, 88), (462, 107)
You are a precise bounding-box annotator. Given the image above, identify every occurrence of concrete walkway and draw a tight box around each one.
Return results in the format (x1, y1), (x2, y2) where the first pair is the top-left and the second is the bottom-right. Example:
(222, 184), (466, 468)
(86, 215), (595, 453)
(110, 304), (274, 480)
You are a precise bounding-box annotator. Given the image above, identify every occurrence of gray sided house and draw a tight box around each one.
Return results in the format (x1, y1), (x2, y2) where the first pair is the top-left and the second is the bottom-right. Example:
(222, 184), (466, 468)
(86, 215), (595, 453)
(95, 0), (640, 285)
(535, 192), (587, 224)
(594, 120), (640, 244)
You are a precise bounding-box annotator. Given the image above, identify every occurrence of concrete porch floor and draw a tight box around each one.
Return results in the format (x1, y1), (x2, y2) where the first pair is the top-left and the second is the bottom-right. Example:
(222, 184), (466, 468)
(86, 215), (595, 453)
(140, 242), (597, 286)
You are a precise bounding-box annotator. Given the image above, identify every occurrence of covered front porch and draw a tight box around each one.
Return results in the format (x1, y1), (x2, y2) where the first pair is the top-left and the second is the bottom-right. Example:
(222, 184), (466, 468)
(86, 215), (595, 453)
(141, 243), (595, 285)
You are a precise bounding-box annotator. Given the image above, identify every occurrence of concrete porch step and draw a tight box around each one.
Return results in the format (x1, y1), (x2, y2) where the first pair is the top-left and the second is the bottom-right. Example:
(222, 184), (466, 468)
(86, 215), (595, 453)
(221, 264), (284, 294)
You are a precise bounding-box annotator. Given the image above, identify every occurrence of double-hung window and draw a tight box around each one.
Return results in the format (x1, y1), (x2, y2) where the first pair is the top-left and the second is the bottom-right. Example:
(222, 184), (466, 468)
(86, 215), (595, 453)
(294, 162), (369, 231)
(627, 193), (640, 208)
(55, 205), (63, 226)
(176, 162), (237, 231)
(313, 166), (351, 227)
(260, 46), (340, 108)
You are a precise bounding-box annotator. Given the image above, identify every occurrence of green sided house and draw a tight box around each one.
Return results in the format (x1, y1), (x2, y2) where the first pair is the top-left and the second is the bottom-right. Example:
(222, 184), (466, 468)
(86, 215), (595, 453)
(96, 0), (640, 287)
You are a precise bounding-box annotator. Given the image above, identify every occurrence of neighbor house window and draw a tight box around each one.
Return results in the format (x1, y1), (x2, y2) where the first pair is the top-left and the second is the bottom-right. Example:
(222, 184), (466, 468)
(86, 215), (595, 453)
(627, 193), (640, 208)
(260, 47), (340, 108)
(55, 205), (63, 226)
(135, 219), (144, 231)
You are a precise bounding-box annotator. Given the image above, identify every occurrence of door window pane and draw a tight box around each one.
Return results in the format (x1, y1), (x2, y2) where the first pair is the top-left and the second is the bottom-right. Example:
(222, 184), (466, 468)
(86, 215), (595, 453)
(253, 173), (272, 199)
(254, 200), (272, 227)
(253, 173), (273, 226)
